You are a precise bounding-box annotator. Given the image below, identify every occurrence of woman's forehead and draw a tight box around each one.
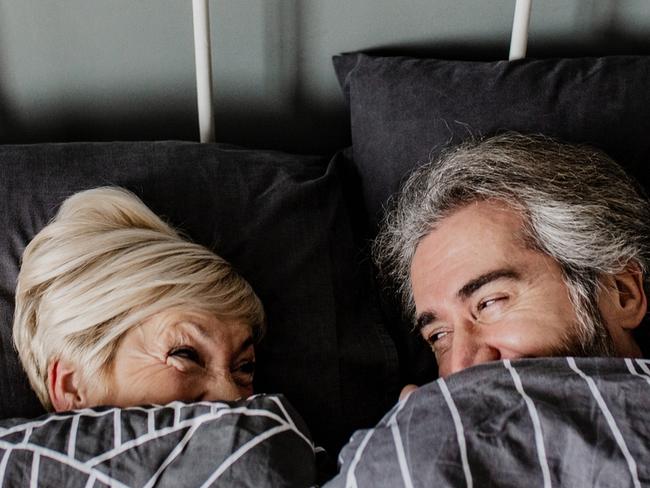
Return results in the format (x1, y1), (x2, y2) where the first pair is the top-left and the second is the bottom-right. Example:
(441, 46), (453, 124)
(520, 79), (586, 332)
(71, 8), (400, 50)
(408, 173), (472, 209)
(141, 308), (252, 343)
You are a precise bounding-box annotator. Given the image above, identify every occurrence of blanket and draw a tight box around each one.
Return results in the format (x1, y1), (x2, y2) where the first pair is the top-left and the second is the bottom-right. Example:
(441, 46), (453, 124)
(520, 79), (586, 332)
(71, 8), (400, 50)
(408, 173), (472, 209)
(0, 394), (325, 487)
(327, 357), (650, 487)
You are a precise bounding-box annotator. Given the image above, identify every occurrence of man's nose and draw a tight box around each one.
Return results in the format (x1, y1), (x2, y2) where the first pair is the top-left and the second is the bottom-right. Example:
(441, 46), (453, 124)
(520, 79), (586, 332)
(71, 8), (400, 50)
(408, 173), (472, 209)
(447, 323), (501, 376)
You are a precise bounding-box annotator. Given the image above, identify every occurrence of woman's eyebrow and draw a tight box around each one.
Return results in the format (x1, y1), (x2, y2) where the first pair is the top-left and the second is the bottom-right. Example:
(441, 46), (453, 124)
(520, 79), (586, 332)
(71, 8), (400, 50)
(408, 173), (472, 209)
(236, 336), (254, 356)
(457, 268), (520, 300)
(182, 321), (210, 338)
(183, 322), (254, 354)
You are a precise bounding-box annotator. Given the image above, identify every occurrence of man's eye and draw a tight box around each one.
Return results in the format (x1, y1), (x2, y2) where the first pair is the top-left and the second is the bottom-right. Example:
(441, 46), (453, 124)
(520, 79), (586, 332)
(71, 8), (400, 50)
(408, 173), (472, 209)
(426, 331), (449, 346)
(169, 346), (202, 365)
(477, 296), (507, 312)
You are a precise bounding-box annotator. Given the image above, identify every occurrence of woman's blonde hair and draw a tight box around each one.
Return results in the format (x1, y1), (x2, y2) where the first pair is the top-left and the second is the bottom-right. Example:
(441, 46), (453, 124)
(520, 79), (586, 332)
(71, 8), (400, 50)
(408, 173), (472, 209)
(13, 187), (265, 410)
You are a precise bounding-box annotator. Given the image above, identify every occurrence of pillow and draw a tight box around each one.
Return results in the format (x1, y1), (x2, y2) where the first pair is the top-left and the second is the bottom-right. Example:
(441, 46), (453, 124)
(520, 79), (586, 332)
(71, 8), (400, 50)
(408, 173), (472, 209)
(326, 357), (650, 487)
(333, 54), (650, 386)
(333, 53), (650, 225)
(0, 141), (399, 454)
(0, 394), (326, 487)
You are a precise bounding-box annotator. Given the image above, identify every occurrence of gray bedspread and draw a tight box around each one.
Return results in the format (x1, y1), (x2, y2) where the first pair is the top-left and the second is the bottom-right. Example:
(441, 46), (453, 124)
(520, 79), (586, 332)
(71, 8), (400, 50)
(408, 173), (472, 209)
(326, 357), (650, 487)
(0, 394), (324, 487)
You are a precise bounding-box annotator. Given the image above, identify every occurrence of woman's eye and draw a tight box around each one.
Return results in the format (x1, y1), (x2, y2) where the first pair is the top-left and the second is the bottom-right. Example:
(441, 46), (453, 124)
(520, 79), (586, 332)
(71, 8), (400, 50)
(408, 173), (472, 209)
(233, 361), (255, 386)
(169, 346), (202, 365)
(237, 361), (256, 376)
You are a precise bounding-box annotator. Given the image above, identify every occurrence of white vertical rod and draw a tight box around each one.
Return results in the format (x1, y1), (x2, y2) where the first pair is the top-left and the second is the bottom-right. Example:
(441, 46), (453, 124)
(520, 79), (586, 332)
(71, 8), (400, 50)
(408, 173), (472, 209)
(509, 0), (532, 60)
(192, 0), (215, 143)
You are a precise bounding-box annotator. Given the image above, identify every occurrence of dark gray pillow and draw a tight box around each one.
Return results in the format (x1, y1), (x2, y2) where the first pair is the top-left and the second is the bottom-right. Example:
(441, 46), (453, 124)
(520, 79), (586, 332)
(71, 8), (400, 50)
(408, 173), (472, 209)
(333, 53), (650, 225)
(0, 394), (324, 487)
(333, 52), (650, 389)
(0, 141), (399, 454)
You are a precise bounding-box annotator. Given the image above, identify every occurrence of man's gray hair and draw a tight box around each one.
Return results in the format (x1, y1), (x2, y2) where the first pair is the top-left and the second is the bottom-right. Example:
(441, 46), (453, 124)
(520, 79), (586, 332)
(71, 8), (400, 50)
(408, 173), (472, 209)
(373, 132), (650, 349)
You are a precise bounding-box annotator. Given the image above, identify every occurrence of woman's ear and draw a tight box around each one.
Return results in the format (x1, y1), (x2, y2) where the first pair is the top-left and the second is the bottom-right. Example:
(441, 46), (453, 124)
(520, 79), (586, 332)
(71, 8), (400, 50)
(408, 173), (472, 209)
(47, 359), (88, 412)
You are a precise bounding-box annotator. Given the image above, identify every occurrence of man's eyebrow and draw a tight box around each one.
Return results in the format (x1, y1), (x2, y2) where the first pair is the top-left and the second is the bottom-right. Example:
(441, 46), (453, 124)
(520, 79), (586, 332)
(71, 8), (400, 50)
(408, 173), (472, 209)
(457, 268), (520, 300)
(414, 268), (520, 333)
(415, 311), (436, 333)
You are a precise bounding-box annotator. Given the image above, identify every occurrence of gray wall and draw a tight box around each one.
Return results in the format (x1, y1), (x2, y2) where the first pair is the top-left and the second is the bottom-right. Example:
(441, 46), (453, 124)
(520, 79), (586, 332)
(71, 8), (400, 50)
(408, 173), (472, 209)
(1, 0), (649, 153)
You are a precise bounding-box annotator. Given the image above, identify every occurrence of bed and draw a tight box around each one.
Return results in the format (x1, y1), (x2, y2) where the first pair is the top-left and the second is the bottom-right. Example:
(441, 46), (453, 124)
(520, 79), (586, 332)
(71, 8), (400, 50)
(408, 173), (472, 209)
(1, 7), (650, 487)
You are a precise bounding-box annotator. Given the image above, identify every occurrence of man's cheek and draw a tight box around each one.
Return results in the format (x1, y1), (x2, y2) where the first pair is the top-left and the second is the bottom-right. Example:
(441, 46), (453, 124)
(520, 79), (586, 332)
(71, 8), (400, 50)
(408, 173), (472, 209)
(488, 318), (566, 358)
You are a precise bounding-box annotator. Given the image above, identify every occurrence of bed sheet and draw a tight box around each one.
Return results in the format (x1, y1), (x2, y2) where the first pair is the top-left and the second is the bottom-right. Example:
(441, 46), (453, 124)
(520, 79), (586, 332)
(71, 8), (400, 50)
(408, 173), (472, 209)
(327, 357), (650, 487)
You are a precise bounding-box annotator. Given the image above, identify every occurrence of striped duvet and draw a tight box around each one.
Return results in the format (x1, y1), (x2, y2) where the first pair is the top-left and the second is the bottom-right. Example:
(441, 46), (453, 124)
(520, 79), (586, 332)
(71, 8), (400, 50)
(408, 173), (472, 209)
(327, 357), (650, 488)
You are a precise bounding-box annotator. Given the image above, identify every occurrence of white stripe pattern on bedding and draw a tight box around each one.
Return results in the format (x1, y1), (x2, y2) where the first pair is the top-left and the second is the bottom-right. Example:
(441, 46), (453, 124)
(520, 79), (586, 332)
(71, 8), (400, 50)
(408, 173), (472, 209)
(29, 452), (39, 488)
(85, 406), (299, 467)
(0, 440), (131, 488)
(438, 377), (473, 488)
(143, 422), (203, 488)
(68, 414), (80, 458)
(326, 357), (650, 488)
(0, 395), (319, 488)
(113, 409), (121, 449)
(504, 359), (551, 488)
(0, 448), (10, 483)
(83, 472), (96, 488)
(624, 358), (650, 386)
(388, 399), (414, 488)
(345, 428), (376, 488)
(636, 359), (650, 376)
(567, 357), (641, 488)
(199, 424), (292, 487)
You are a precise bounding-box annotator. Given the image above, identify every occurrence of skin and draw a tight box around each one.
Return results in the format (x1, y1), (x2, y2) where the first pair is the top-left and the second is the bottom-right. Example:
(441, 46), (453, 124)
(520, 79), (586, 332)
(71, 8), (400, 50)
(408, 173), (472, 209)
(48, 309), (255, 410)
(405, 199), (645, 389)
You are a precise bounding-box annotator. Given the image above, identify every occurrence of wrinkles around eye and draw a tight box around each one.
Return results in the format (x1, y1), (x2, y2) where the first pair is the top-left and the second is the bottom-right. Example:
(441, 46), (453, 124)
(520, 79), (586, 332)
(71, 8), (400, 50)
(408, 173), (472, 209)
(236, 361), (256, 375)
(428, 331), (449, 344)
(169, 346), (203, 366)
(476, 295), (509, 316)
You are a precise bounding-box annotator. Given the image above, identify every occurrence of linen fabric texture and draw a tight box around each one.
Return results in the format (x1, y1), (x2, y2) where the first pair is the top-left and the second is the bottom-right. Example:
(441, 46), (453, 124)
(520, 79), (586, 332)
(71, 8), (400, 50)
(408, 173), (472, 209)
(326, 357), (650, 487)
(0, 394), (324, 487)
(333, 53), (650, 226)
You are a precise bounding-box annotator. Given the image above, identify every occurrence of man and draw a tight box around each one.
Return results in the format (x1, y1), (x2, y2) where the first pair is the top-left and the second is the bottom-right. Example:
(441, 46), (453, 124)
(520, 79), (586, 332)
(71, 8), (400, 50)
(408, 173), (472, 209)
(326, 133), (650, 487)
(373, 132), (650, 381)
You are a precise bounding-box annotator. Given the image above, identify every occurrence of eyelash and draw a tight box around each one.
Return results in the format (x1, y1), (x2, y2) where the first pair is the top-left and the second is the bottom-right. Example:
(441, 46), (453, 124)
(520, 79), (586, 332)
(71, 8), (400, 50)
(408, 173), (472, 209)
(169, 346), (203, 366)
(169, 346), (256, 380)
(426, 330), (449, 346)
(237, 361), (256, 376)
(234, 361), (256, 387)
(424, 296), (508, 345)
(477, 296), (506, 312)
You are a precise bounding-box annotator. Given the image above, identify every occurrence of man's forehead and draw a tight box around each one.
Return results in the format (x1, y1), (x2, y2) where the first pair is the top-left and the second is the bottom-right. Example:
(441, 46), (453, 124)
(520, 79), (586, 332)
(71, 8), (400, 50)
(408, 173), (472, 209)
(413, 201), (521, 255)
(409, 200), (538, 312)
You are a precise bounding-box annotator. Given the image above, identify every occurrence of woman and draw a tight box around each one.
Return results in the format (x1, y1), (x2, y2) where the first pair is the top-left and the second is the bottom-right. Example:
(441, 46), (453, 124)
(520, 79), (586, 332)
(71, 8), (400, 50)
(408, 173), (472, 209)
(13, 187), (265, 412)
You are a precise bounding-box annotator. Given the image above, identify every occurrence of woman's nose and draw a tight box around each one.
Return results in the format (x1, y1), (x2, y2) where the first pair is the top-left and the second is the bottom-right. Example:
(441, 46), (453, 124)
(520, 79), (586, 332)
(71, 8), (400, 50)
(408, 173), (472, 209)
(446, 324), (501, 376)
(202, 374), (248, 402)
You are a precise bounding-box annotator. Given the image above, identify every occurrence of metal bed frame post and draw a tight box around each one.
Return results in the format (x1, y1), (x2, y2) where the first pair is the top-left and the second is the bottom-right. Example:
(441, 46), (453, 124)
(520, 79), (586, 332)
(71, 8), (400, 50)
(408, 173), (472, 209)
(509, 0), (532, 60)
(190, 1), (531, 141)
(192, 0), (216, 143)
